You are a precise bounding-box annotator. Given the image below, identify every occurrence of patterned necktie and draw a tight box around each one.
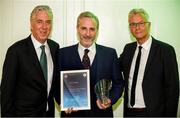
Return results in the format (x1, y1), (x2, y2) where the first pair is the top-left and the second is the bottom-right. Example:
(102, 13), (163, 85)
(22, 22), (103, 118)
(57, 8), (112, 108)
(82, 49), (90, 69)
(40, 45), (47, 80)
(130, 46), (142, 107)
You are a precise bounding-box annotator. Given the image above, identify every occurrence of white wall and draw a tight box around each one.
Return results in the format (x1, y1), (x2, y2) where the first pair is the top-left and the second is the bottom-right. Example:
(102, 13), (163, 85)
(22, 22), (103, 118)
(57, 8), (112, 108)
(0, 0), (180, 117)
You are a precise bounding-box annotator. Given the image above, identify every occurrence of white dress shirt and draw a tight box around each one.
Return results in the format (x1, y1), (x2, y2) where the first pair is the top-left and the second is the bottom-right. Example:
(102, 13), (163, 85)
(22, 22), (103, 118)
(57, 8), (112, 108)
(78, 43), (96, 65)
(31, 34), (53, 110)
(128, 37), (152, 108)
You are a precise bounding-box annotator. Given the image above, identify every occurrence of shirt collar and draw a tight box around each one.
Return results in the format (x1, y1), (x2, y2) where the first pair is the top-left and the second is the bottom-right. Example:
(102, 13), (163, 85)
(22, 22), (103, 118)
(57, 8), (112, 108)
(137, 36), (152, 50)
(31, 34), (48, 49)
(78, 43), (96, 53)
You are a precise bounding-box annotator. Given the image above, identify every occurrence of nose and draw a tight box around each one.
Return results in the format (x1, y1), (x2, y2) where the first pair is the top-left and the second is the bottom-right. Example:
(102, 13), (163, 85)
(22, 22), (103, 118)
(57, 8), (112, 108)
(85, 30), (90, 36)
(42, 22), (47, 29)
(135, 24), (141, 29)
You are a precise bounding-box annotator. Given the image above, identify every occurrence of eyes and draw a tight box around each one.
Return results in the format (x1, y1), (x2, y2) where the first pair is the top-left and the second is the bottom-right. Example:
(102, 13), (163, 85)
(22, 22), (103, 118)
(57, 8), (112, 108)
(80, 26), (96, 32)
(35, 19), (52, 25)
(129, 22), (150, 28)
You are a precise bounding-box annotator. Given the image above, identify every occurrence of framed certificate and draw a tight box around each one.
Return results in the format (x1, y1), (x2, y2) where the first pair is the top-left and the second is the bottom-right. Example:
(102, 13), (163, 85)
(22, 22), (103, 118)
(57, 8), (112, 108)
(60, 69), (91, 111)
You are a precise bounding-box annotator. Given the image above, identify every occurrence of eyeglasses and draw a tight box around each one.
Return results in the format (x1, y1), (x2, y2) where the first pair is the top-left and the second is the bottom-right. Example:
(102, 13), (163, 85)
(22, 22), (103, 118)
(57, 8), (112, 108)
(129, 22), (150, 28)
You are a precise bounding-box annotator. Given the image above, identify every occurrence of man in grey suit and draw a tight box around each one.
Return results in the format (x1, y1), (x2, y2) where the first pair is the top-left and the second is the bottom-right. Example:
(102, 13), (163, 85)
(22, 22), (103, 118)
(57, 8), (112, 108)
(1, 5), (59, 117)
(119, 8), (179, 117)
(59, 11), (124, 117)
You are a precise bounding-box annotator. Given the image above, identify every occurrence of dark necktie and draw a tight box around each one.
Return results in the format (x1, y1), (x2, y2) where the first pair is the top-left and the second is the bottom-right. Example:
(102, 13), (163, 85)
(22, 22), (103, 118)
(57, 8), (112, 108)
(40, 45), (47, 80)
(130, 46), (142, 107)
(82, 49), (90, 69)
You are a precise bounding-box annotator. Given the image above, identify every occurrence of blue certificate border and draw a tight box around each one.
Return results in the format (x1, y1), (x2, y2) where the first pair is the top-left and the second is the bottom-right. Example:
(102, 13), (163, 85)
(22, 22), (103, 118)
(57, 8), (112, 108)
(60, 69), (91, 111)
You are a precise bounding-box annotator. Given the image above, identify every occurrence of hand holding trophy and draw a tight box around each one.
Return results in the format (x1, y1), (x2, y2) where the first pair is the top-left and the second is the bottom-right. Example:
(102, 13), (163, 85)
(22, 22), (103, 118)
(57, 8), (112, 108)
(95, 79), (112, 108)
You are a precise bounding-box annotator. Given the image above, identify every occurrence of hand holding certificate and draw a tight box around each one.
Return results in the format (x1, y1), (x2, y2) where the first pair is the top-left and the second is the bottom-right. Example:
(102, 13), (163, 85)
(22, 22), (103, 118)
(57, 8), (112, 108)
(61, 69), (91, 111)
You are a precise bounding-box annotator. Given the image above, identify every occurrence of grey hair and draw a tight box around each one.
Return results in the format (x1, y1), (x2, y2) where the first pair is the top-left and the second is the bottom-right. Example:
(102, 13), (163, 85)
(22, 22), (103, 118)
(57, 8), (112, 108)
(128, 8), (149, 22)
(30, 5), (53, 21)
(77, 11), (99, 30)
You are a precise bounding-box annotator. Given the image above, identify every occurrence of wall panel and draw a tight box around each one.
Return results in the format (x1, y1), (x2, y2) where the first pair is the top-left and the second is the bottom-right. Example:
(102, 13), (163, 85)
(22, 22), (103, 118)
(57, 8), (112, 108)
(0, 0), (179, 117)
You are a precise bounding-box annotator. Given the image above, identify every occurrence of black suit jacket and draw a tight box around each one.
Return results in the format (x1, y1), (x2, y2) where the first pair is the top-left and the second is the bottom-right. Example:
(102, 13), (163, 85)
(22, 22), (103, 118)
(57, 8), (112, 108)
(1, 35), (59, 117)
(58, 44), (124, 117)
(119, 37), (179, 116)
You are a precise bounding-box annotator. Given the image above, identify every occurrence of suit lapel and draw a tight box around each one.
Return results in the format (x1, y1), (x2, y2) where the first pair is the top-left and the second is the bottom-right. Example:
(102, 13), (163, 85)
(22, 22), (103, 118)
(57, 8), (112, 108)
(126, 44), (137, 79)
(91, 44), (98, 68)
(74, 44), (84, 68)
(90, 44), (98, 84)
(70, 44), (84, 69)
(27, 36), (47, 85)
(144, 38), (157, 78)
(47, 40), (55, 65)
(92, 44), (112, 84)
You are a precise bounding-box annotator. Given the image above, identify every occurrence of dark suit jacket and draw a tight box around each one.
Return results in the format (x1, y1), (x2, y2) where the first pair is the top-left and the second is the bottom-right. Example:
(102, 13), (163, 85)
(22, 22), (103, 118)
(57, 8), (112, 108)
(58, 43), (124, 117)
(1, 35), (59, 117)
(119, 37), (179, 116)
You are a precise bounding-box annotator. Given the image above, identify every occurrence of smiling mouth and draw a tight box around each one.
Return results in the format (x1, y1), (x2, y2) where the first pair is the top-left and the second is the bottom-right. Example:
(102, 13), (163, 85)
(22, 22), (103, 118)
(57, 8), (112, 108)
(83, 37), (92, 41)
(40, 31), (48, 35)
(135, 31), (142, 34)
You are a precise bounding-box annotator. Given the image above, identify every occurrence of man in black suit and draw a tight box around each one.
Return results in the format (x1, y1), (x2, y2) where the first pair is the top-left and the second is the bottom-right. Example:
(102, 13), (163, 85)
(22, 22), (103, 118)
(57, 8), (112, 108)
(1, 5), (59, 117)
(119, 8), (179, 117)
(59, 11), (124, 117)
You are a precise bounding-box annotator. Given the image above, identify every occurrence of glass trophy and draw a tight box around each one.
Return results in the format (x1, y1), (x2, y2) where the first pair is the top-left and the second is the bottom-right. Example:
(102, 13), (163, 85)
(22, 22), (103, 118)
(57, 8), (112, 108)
(94, 79), (112, 104)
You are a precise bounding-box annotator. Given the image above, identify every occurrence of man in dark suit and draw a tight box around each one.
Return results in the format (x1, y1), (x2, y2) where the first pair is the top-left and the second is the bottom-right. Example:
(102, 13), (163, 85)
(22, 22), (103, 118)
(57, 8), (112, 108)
(1, 5), (59, 117)
(59, 11), (124, 117)
(119, 8), (179, 117)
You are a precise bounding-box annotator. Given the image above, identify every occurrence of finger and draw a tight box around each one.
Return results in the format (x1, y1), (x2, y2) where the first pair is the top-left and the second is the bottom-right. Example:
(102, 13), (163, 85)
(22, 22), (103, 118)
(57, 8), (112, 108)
(96, 99), (103, 109)
(65, 107), (73, 114)
(99, 99), (112, 109)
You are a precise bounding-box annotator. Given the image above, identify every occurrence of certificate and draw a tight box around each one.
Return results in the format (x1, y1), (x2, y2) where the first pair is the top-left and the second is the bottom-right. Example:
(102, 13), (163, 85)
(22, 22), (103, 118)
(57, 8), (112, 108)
(61, 69), (91, 111)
